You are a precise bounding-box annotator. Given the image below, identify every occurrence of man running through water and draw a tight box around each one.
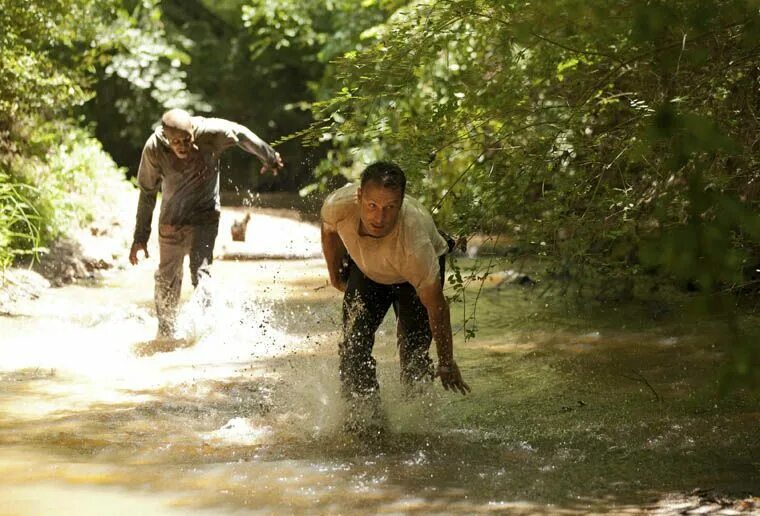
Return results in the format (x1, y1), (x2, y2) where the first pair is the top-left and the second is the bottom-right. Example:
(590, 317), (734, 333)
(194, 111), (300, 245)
(129, 108), (284, 339)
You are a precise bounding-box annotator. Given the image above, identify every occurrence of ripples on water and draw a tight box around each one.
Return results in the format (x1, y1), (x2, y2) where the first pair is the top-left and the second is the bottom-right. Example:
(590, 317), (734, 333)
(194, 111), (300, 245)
(0, 261), (758, 514)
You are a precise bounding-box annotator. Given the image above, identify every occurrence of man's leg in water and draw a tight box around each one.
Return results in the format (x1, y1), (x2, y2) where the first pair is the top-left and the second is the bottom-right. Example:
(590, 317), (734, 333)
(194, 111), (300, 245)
(393, 255), (446, 390)
(340, 261), (393, 397)
(393, 285), (434, 389)
(340, 260), (394, 435)
(155, 225), (192, 338)
(189, 221), (219, 298)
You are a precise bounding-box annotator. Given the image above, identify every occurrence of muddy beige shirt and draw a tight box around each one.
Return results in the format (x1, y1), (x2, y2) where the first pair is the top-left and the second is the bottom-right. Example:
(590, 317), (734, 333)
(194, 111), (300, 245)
(321, 183), (449, 289)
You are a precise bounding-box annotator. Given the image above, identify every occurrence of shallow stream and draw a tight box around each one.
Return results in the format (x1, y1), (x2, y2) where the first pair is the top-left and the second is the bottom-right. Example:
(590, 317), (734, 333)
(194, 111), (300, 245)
(0, 215), (757, 514)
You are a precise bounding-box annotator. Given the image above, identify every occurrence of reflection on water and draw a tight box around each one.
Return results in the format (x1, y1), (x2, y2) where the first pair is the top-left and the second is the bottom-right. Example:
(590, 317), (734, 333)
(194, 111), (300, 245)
(0, 255), (758, 514)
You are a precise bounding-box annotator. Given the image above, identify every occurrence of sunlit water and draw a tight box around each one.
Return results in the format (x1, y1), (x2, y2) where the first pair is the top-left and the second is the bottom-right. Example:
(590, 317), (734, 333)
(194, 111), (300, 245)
(0, 214), (758, 514)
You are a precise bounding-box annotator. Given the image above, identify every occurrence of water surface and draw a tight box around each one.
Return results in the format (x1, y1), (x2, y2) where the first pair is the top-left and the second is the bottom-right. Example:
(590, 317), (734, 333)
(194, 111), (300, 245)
(0, 233), (757, 514)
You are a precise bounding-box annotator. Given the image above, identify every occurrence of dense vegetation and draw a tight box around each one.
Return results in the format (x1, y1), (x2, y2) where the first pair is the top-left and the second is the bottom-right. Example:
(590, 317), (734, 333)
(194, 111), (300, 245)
(1, 0), (757, 384)
(296, 0), (760, 385)
(0, 0), (157, 266)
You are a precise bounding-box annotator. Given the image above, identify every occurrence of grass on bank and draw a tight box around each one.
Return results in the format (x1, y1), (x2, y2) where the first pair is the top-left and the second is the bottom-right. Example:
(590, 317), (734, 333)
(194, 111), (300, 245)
(0, 120), (135, 273)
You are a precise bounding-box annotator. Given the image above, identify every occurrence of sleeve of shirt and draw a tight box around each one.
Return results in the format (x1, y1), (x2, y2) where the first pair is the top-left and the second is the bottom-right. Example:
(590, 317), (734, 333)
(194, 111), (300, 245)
(320, 187), (352, 231)
(320, 199), (338, 232)
(137, 140), (162, 193)
(198, 117), (278, 166)
(133, 142), (161, 245)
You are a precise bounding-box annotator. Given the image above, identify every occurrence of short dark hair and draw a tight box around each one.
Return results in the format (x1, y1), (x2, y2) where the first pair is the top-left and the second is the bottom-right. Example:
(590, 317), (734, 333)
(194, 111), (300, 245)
(360, 161), (406, 194)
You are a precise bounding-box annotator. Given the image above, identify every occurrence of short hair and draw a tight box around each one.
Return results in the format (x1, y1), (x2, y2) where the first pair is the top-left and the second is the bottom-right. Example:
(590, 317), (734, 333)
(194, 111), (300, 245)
(360, 161), (406, 194)
(161, 108), (193, 133)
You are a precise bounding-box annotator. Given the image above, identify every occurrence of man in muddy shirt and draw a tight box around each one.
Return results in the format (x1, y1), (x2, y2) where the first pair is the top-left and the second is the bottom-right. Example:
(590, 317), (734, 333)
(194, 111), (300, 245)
(321, 161), (470, 416)
(129, 109), (283, 338)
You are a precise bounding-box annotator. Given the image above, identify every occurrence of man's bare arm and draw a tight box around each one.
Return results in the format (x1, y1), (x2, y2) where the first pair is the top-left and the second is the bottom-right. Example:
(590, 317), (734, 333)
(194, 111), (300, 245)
(418, 281), (471, 394)
(320, 223), (347, 292)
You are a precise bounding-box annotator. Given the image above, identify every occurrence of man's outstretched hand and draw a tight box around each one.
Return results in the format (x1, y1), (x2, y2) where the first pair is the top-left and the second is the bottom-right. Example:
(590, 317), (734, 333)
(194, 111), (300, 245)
(260, 152), (284, 175)
(435, 361), (471, 395)
(129, 242), (149, 265)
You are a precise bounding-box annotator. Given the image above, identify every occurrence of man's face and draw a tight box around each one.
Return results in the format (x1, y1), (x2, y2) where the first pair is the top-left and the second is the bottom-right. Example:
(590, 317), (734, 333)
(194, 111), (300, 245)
(358, 181), (404, 238)
(163, 125), (193, 160)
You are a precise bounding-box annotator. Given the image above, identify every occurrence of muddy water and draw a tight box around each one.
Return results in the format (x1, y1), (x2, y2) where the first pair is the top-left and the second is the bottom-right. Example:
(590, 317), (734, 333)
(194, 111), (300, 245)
(0, 217), (758, 514)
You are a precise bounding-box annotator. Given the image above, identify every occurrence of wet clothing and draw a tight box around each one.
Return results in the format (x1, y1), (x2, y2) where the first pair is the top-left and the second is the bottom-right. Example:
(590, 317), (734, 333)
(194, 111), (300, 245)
(321, 183), (450, 397)
(321, 184), (449, 289)
(154, 222), (218, 337)
(339, 255), (446, 397)
(133, 117), (278, 246)
(132, 116), (277, 337)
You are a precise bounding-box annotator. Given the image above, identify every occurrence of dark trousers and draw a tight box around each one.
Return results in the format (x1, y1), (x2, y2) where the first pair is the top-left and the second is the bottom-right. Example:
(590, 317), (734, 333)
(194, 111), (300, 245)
(339, 255), (446, 398)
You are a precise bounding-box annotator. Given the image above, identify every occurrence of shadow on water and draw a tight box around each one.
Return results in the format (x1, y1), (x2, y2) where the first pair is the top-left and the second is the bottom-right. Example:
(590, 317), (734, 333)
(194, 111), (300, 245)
(0, 257), (758, 514)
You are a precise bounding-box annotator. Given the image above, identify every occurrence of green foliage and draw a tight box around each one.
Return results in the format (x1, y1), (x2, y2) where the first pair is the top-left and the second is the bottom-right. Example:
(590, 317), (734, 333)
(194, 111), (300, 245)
(26, 122), (132, 236)
(296, 0), (760, 386)
(156, 0), (400, 191)
(240, 0), (403, 62)
(0, 173), (42, 270)
(0, 0), (185, 272)
(0, 0), (115, 123)
(85, 0), (204, 167)
(1, 120), (131, 265)
(0, 0), (127, 268)
(300, 0), (760, 274)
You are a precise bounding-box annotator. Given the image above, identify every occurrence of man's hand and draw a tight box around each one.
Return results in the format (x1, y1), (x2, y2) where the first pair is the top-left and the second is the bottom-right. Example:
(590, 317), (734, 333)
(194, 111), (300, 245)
(435, 361), (471, 395)
(418, 282), (469, 394)
(129, 242), (149, 265)
(260, 152), (284, 175)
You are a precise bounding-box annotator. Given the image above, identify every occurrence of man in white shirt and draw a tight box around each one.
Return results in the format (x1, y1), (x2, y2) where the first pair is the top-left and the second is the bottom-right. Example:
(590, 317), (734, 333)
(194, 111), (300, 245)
(321, 162), (470, 415)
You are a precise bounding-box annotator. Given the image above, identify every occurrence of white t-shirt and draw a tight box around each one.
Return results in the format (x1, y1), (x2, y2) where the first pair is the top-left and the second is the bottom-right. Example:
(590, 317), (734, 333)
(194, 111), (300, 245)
(321, 183), (449, 288)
